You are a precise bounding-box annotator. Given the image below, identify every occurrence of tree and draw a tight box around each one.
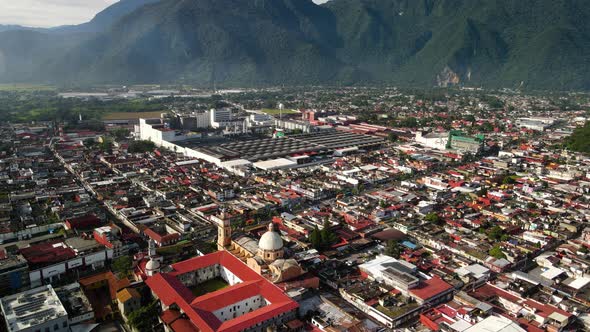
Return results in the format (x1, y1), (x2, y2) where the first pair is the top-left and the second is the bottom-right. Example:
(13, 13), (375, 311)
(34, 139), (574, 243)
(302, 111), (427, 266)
(387, 133), (399, 143)
(489, 245), (506, 259)
(83, 138), (97, 147)
(488, 225), (505, 241)
(111, 128), (129, 141)
(565, 121), (590, 153)
(424, 212), (441, 224)
(400, 117), (418, 128)
(478, 122), (494, 133)
(502, 175), (516, 185)
(385, 240), (402, 258)
(99, 137), (113, 152)
(309, 225), (322, 250)
(112, 256), (132, 278)
(464, 114), (476, 122)
(320, 217), (337, 248)
(477, 187), (488, 197)
(127, 300), (158, 331)
(128, 140), (156, 153)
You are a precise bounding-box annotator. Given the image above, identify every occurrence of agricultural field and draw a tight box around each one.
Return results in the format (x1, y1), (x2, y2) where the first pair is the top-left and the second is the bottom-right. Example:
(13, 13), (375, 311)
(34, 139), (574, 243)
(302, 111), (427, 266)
(102, 111), (165, 120)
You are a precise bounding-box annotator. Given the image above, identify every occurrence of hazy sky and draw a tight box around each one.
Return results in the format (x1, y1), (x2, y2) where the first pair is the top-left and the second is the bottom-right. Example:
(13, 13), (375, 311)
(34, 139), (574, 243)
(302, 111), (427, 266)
(0, 0), (330, 28)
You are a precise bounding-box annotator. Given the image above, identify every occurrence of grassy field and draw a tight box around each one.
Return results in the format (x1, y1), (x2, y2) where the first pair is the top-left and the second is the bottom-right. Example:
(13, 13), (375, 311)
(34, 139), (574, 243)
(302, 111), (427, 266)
(102, 111), (165, 120)
(191, 277), (229, 297)
(261, 108), (298, 115)
(0, 84), (56, 91)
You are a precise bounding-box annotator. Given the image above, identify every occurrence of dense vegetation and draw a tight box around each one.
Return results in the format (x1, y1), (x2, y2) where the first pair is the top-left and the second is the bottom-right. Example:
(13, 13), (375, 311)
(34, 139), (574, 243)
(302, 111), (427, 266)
(0, 0), (589, 90)
(0, 91), (168, 122)
(128, 140), (156, 154)
(566, 121), (590, 153)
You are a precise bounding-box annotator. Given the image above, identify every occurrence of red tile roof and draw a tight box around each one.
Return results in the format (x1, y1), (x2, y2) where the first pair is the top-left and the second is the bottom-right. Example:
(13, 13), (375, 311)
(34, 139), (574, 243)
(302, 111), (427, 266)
(19, 241), (76, 266)
(146, 251), (298, 332)
(66, 214), (102, 230)
(160, 309), (182, 325)
(144, 228), (181, 244)
(409, 276), (454, 301)
(170, 318), (199, 332)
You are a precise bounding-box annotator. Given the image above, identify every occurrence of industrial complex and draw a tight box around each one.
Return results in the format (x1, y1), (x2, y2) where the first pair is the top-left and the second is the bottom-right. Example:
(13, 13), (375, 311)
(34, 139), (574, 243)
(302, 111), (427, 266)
(137, 117), (385, 169)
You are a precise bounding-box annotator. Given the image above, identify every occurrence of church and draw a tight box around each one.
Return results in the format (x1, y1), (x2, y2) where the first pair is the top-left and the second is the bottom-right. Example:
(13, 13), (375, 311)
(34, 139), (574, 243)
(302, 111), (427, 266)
(215, 213), (303, 283)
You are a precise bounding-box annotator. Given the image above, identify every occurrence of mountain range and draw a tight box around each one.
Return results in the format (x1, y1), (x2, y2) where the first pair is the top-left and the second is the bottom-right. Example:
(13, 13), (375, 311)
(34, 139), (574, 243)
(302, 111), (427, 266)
(0, 0), (589, 90)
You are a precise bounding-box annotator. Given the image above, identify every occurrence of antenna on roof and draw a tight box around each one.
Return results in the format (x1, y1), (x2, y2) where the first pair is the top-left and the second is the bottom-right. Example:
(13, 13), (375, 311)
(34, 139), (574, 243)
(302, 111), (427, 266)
(278, 103), (284, 121)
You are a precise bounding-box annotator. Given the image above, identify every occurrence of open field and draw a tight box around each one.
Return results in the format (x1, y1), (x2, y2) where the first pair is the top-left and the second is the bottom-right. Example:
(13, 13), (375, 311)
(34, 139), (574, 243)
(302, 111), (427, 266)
(0, 84), (56, 91)
(102, 111), (165, 120)
(261, 108), (298, 115)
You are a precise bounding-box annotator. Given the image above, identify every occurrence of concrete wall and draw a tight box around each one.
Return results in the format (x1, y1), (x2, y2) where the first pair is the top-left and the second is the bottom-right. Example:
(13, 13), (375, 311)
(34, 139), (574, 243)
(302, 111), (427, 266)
(213, 295), (265, 322)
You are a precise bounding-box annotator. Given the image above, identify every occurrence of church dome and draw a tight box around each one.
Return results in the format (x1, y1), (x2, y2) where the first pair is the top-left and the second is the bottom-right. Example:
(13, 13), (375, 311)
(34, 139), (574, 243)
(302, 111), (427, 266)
(146, 258), (160, 272)
(258, 223), (283, 251)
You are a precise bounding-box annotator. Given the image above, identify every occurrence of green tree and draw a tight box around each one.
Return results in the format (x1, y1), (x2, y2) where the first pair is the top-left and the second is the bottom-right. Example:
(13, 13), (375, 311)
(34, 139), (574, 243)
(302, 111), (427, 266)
(83, 138), (97, 148)
(464, 114), (476, 122)
(111, 128), (130, 141)
(400, 117), (418, 128)
(424, 212), (441, 224)
(127, 300), (158, 331)
(489, 245), (506, 259)
(488, 226), (505, 241)
(387, 133), (399, 143)
(99, 137), (113, 152)
(502, 175), (516, 185)
(112, 256), (132, 278)
(309, 225), (322, 250)
(320, 217), (337, 248)
(478, 122), (494, 132)
(385, 240), (402, 258)
(128, 140), (156, 153)
(566, 122), (590, 153)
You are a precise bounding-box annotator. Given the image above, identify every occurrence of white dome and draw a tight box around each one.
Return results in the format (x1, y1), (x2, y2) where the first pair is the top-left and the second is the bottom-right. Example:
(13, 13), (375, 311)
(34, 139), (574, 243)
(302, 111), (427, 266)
(258, 228), (283, 251)
(146, 258), (160, 271)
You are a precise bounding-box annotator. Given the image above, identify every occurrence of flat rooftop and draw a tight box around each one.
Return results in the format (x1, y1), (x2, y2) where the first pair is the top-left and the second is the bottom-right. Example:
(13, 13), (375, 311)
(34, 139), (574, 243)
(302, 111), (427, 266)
(0, 285), (68, 332)
(185, 130), (384, 162)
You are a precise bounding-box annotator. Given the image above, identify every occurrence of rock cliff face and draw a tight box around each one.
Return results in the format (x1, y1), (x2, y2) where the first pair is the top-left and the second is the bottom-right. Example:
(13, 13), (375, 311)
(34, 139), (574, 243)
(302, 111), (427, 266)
(436, 67), (461, 87)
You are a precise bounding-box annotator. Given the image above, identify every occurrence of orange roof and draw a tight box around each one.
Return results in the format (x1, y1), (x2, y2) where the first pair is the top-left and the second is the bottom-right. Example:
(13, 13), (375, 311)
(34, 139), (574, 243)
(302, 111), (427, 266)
(116, 287), (140, 303)
(80, 271), (130, 300)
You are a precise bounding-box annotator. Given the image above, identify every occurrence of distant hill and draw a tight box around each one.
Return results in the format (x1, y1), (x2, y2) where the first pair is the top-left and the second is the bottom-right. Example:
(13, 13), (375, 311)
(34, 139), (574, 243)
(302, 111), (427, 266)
(0, 25), (27, 32)
(51, 0), (161, 33)
(1, 0), (589, 90)
(0, 25), (46, 33)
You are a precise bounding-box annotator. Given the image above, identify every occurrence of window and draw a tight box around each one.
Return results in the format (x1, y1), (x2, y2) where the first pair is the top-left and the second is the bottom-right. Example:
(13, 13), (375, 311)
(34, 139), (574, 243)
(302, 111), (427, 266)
(63, 322), (67, 328)
(54, 324), (59, 331)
